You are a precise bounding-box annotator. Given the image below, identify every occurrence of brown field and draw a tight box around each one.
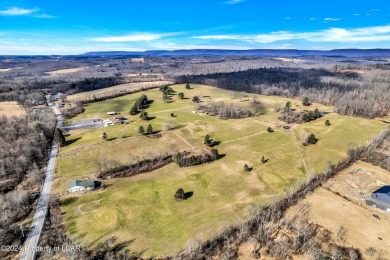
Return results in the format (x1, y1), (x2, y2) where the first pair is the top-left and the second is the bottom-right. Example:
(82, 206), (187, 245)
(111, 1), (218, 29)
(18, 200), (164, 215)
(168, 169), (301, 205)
(274, 57), (305, 63)
(66, 80), (173, 101)
(286, 160), (390, 259)
(0, 101), (25, 117)
(47, 67), (87, 75)
(0, 67), (22, 72)
(340, 69), (366, 74)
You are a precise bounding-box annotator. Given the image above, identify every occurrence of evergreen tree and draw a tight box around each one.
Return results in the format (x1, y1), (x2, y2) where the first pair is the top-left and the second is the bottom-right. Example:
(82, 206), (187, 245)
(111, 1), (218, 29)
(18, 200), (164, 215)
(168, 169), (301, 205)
(129, 105), (138, 115)
(54, 128), (66, 146)
(174, 188), (186, 200)
(307, 133), (318, 145)
(267, 127), (274, 132)
(139, 110), (148, 120)
(244, 164), (251, 172)
(185, 83), (191, 89)
(204, 134), (212, 146)
(285, 101), (292, 112)
(138, 126), (145, 135)
(34, 123), (43, 133)
(162, 92), (168, 103)
(192, 96), (200, 103)
(211, 148), (219, 159)
(302, 97), (311, 106)
(147, 124), (153, 134)
(314, 108), (321, 118)
(178, 92), (184, 99)
(325, 119), (331, 126)
(170, 113), (175, 117)
(102, 132), (108, 141)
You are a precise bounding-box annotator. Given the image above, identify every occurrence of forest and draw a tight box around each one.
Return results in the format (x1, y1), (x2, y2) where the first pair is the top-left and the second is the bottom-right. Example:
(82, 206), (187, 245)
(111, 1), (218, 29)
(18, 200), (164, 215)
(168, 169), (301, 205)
(175, 67), (390, 118)
(0, 111), (56, 258)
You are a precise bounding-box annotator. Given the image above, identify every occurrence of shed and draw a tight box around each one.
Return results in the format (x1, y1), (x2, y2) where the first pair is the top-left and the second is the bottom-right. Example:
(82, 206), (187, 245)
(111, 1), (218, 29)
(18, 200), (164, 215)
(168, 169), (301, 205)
(371, 186), (390, 205)
(67, 180), (95, 193)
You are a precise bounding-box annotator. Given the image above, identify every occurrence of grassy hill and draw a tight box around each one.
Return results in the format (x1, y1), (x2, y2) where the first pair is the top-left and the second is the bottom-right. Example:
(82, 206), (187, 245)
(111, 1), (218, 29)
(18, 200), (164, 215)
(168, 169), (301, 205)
(55, 84), (387, 257)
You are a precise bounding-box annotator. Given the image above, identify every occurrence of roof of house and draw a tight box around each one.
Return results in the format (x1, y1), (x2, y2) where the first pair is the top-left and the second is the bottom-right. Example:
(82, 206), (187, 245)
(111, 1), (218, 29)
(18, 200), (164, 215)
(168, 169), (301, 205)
(67, 180), (95, 190)
(373, 186), (390, 196)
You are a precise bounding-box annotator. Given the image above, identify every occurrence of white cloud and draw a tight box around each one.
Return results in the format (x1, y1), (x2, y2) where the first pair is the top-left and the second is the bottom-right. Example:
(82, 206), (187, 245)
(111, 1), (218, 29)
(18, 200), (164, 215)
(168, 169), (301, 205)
(225, 0), (245, 5)
(91, 32), (179, 42)
(193, 25), (390, 44)
(323, 17), (342, 22)
(33, 13), (57, 19)
(353, 14), (361, 16)
(0, 7), (38, 16)
(309, 18), (316, 20)
(0, 7), (56, 18)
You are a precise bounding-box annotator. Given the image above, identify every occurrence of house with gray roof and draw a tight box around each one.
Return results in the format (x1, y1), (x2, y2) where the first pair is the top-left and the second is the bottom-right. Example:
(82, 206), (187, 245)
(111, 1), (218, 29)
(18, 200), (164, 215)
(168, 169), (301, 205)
(367, 185), (390, 211)
(67, 180), (95, 193)
(371, 186), (390, 204)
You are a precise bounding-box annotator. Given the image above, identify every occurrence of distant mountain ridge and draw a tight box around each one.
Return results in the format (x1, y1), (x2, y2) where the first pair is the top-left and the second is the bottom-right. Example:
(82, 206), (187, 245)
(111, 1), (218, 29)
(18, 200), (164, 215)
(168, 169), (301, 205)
(82, 49), (390, 57)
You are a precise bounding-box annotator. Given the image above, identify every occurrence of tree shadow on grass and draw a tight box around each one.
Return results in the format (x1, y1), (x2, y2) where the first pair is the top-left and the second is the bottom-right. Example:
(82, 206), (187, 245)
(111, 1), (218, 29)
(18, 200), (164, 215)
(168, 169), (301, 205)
(107, 137), (117, 141)
(171, 124), (185, 130)
(211, 140), (221, 147)
(92, 236), (148, 258)
(60, 197), (79, 206)
(66, 137), (82, 145)
(184, 191), (194, 199)
(216, 153), (226, 160)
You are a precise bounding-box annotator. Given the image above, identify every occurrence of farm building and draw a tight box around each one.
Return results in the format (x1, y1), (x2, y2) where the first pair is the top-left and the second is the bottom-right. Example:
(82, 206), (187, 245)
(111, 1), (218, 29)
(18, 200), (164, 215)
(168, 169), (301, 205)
(67, 180), (95, 193)
(56, 101), (64, 108)
(51, 92), (65, 101)
(104, 116), (128, 127)
(367, 186), (390, 211)
(371, 186), (390, 204)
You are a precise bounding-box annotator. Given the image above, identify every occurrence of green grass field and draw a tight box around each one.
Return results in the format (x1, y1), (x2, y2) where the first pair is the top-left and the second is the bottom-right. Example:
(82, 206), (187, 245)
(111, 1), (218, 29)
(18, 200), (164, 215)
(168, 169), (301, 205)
(56, 84), (388, 257)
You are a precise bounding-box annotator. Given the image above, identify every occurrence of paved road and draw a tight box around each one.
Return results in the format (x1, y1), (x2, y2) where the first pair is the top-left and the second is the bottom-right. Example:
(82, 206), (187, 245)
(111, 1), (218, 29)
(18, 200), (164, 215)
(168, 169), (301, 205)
(62, 121), (104, 131)
(20, 95), (62, 260)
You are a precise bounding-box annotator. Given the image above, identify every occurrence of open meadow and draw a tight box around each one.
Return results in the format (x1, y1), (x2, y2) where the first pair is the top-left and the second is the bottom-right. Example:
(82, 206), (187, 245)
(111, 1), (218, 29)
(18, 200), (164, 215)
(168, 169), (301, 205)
(66, 80), (172, 102)
(0, 101), (26, 117)
(55, 84), (388, 257)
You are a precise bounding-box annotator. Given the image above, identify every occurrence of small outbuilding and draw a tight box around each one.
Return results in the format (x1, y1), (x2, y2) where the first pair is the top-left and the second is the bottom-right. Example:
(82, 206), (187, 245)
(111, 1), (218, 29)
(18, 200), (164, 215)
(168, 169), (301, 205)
(67, 180), (95, 193)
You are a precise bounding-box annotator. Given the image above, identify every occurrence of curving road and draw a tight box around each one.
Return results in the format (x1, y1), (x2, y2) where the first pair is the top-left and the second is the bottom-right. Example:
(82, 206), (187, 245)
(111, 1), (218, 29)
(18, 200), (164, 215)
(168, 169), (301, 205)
(20, 95), (62, 260)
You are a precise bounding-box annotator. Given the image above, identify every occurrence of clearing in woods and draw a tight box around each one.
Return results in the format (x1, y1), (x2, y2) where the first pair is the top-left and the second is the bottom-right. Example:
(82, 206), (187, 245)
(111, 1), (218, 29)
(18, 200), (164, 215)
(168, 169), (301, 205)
(0, 101), (26, 117)
(55, 84), (388, 257)
(46, 67), (87, 75)
(66, 80), (173, 102)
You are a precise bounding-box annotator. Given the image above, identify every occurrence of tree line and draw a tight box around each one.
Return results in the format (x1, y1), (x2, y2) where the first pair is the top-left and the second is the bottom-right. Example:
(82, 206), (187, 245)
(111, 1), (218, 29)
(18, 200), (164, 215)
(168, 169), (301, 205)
(174, 67), (390, 118)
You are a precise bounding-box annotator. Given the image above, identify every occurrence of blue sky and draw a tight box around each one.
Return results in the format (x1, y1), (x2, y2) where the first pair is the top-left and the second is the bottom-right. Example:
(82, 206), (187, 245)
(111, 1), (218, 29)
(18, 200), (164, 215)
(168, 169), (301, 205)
(1, 0), (390, 54)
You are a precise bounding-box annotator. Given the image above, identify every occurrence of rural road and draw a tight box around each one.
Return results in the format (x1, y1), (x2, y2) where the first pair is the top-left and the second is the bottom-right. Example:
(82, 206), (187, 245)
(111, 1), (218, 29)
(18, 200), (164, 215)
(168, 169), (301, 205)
(20, 95), (63, 260)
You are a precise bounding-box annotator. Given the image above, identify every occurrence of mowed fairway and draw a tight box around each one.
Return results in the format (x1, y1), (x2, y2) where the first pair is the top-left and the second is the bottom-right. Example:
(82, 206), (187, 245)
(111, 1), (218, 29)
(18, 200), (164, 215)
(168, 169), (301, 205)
(56, 84), (388, 257)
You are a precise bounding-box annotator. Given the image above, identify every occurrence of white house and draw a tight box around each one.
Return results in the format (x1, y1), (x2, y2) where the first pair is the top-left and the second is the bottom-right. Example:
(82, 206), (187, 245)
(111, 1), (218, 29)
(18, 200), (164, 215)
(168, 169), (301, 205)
(67, 180), (95, 193)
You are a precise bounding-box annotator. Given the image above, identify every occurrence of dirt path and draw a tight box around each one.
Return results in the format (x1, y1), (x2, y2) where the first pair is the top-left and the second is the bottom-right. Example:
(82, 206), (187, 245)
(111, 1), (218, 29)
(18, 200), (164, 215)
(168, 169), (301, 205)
(149, 106), (193, 114)
(223, 130), (267, 144)
(289, 128), (310, 175)
(171, 130), (195, 149)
